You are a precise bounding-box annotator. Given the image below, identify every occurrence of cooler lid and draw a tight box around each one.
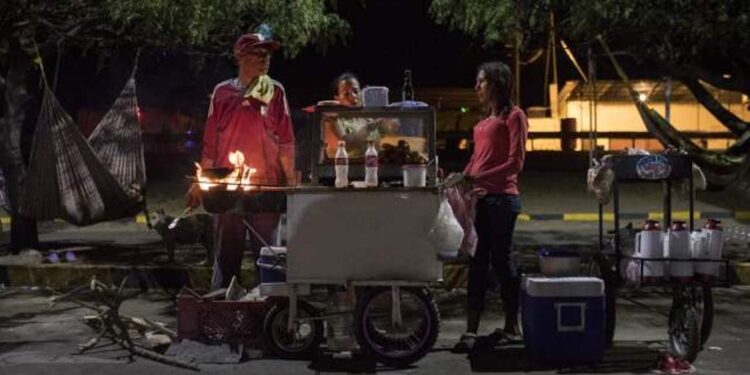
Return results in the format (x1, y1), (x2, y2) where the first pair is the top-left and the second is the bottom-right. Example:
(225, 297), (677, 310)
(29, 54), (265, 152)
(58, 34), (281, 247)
(523, 277), (604, 297)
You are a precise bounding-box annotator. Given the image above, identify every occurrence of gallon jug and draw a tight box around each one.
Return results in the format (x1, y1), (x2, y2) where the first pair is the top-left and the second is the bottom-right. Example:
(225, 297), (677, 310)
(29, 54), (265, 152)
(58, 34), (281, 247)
(634, 220), (664, 284)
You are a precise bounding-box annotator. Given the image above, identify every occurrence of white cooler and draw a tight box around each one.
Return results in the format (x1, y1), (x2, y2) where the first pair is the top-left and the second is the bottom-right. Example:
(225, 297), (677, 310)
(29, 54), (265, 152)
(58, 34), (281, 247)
(522, 277), (605, 365)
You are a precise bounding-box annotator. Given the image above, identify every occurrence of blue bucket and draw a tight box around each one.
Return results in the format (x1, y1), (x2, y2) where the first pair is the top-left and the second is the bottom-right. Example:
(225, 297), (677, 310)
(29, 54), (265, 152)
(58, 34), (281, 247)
(256, 246), (287, 284)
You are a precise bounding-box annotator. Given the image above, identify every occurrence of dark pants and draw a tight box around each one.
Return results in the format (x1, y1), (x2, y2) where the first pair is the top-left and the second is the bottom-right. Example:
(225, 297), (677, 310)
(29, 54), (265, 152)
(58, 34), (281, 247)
(467, 194), (521, 315)
(210, 212), (279, 291)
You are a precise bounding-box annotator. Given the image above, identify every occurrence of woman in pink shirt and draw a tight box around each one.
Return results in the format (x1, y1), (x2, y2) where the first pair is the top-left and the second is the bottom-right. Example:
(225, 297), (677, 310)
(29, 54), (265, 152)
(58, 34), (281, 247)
(453, 61), (528, 352)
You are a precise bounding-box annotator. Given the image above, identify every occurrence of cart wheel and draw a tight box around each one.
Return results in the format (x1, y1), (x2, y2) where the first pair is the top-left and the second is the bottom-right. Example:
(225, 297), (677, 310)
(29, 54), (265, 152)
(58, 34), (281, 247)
(695, 285), (714, 347)
(263, 300), (324, 360)
(353, 287), (439, 368)
(590, 253), (617, 347)
(669, 300), (701, 362)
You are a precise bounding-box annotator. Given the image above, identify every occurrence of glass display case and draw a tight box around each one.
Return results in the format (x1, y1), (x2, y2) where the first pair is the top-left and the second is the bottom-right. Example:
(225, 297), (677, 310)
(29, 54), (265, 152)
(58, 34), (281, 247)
(309, 106), (436, 185)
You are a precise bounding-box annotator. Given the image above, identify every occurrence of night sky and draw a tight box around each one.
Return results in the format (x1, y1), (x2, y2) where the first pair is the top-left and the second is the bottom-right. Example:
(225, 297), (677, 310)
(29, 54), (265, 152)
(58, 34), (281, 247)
(58, 0), (624, 115)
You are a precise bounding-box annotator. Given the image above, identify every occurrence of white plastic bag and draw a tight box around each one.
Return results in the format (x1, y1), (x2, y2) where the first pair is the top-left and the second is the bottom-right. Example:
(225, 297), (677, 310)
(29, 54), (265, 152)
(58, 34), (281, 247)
(428, 196), (464, 258)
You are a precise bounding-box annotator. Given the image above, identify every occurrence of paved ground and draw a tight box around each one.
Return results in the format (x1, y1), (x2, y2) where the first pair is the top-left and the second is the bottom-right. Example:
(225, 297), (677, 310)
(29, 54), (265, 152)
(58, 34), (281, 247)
(1, 286), (749, 374)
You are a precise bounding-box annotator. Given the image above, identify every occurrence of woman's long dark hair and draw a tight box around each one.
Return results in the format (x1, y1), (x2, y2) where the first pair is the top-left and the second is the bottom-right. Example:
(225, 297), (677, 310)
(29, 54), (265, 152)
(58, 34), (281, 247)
(478, 61), (514, 116)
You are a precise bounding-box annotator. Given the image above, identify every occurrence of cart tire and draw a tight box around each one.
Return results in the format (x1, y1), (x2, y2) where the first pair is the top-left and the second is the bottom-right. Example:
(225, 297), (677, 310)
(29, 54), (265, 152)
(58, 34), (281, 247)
(698, 286), (714, 347)
(669, 304), (701, 362)
(591, 253), (617, 347)
(354, 287), (439, 368)
(263, 300), (324, 360)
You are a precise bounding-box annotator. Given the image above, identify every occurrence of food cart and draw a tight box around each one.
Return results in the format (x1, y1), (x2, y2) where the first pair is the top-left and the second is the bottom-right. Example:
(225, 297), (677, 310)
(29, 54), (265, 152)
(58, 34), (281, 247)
(197, 106), (445, 368)
(594, 154), (730, 362)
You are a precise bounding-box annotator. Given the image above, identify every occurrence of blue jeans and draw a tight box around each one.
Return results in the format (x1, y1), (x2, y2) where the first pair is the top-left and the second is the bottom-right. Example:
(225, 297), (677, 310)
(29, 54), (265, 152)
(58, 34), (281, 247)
(467, 194), (521, 312)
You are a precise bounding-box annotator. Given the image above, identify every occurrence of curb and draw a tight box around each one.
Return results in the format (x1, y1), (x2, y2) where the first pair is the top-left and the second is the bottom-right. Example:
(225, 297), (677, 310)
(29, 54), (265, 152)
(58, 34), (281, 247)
(0, 263), (258, 291)
(0, 211), (744, 225)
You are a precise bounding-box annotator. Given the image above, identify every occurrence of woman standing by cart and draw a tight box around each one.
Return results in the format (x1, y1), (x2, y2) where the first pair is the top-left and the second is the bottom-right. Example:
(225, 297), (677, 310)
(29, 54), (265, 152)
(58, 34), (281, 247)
(453, 61), (529, 352)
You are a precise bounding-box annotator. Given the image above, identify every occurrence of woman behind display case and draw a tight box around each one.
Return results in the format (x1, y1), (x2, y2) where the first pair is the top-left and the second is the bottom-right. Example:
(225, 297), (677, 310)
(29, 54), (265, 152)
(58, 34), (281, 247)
(319, 73), (399, 158)
(452, 61), (529, 353)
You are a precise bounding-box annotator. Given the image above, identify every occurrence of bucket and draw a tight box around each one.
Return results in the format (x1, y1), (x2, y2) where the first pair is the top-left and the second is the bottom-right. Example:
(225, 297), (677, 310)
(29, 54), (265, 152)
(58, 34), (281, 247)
(362, 86), (389, 107)
(634, 230), (665, 283)
(665, 224), (693, 283)
(402, 164), (427, 187)
(256, 246), (287, 284)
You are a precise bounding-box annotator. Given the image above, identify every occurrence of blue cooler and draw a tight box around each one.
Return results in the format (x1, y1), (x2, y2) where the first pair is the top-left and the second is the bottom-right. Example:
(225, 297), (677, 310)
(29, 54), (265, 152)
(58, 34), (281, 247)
(522, 277), (605, 365)
(256, 246), (287, 284)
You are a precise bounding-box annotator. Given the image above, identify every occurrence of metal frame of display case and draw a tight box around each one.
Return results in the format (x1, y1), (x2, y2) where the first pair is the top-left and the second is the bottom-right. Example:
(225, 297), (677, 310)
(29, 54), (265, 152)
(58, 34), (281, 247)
(310, 106), (437, 185)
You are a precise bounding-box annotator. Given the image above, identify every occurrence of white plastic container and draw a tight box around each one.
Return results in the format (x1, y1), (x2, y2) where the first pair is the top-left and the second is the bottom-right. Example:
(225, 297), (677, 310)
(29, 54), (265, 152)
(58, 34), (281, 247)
(362, 86), (389, 107)
(402, 164), (426, 187)
(634, 221), (664, 283)
(693, 219), (724, 281)
(665, 221), (693, 282)
(335, 141), (349, 188)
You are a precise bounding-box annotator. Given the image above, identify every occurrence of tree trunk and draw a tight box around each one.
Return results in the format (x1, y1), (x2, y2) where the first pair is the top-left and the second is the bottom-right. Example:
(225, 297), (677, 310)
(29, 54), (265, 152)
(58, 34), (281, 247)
(1, 39), (38, 253)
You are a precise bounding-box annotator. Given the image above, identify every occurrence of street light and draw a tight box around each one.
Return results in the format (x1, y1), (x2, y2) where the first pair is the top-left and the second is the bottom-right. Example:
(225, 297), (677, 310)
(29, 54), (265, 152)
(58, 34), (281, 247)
(638, 93), (648, 102)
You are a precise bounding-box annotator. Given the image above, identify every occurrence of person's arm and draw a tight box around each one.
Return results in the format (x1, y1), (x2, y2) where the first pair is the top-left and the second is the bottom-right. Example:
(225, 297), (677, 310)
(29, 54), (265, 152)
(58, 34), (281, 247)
(200, 85), (222, 168)
(471, 111), (528, 181)
(274, 88), (296, 184)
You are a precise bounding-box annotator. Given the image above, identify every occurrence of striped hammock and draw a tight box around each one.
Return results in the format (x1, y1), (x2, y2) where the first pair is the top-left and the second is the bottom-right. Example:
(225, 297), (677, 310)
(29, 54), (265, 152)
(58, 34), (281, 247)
(20, 76), (146, 226)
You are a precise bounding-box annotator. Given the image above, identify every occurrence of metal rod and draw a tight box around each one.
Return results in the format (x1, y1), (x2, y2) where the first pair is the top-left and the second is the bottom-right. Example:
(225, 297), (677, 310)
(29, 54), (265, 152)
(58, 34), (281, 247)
(614, 180), (621, 278)
(599, 203), (604, 253)
(391, 286), (403, 328)
(689, 166), (694, 231)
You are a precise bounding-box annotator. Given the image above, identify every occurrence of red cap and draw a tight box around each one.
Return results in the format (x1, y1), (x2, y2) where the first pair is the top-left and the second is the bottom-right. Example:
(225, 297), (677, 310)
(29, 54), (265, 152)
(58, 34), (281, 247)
(233, 33), (280, 57)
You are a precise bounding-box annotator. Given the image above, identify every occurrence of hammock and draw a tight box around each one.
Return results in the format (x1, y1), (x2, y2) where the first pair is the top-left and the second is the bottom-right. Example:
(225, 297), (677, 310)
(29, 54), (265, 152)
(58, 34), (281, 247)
(597, 36), (750, 189)
(19, 71), (147, 226)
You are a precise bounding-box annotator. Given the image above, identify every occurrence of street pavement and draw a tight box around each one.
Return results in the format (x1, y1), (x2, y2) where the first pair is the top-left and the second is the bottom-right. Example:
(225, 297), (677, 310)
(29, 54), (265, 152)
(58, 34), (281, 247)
(1, 286), (750, 374)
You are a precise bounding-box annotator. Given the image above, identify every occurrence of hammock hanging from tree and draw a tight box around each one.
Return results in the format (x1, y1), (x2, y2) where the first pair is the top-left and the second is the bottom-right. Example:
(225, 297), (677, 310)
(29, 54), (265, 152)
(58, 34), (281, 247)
(597, 36), (750, 190)
(20, 65), (147, 226)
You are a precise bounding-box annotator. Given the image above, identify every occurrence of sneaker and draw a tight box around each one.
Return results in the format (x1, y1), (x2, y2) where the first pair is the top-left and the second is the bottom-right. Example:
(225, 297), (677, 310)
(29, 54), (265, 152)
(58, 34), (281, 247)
(451, 333), (477, 353)
(489, 328), (523, 343)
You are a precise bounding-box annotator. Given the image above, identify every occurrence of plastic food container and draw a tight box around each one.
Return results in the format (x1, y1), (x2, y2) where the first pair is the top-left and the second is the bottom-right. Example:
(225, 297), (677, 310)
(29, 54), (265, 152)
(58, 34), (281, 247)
(362, 86), (389, 107)
(402, 164), (427, 187)
(538, 249), (582, 276)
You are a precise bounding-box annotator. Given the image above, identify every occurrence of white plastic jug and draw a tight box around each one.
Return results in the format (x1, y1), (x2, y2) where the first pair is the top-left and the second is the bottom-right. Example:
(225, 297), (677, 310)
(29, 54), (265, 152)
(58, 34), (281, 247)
(665, 221), (692, 281)
(694, 219), (723, 280)
(634, 223), (664, 280)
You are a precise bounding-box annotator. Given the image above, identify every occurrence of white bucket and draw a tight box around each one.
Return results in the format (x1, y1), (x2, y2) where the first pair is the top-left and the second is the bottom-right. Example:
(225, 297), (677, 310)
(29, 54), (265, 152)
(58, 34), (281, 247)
(362, 86), (389, 107)
(402, 164), (427, 187)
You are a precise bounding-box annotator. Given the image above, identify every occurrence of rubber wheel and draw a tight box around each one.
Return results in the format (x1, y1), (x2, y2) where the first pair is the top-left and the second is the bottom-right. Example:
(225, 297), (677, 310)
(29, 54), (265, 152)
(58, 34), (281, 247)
(353, 287), (439, 368)
(669, 303), (701, 362)
(591, 253), (617, 347)
(697, 286), (714, 347)
(263, 299), (324, 360)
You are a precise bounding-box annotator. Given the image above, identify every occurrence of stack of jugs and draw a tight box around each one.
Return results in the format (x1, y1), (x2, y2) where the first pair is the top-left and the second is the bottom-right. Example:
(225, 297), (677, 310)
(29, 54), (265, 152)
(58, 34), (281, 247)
(665, 220), (693, 283)
(634, 220), (665, 284)
(692, 219), (723, 282)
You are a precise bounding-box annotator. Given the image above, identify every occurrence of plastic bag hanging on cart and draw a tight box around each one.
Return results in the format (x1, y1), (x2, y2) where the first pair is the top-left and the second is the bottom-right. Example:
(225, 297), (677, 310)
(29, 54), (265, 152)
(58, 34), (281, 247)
(427, 196), (464, 258)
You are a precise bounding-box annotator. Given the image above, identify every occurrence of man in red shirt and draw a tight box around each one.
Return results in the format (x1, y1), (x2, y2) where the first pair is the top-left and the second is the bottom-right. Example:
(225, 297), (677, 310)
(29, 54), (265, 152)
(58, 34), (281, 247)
(191, 33), (295, 290)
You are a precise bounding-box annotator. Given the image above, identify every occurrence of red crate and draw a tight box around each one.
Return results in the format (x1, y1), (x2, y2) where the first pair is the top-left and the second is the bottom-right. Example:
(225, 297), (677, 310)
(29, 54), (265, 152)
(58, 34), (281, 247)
(176, 288), (273, 348)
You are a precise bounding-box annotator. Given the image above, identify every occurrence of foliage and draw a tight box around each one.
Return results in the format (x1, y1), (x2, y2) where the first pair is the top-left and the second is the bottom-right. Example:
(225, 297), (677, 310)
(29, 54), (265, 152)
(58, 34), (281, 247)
(0, 0), (351, 59)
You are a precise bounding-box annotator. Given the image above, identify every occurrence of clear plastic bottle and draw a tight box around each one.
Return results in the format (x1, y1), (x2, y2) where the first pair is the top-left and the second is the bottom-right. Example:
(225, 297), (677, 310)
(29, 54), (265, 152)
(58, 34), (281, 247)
(364, 140), (378, 187)
(335, 141), (349, 188)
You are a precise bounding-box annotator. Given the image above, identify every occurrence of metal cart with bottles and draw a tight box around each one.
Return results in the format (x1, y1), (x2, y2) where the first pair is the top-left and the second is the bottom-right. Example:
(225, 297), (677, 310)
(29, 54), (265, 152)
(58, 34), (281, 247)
(593, 153), (730, 362)
(199, 106), (445, 368)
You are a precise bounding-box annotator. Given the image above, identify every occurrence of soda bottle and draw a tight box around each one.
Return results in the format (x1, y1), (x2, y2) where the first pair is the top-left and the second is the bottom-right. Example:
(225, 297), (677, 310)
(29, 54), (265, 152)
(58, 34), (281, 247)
(335, 141), (349, 188)
(402, 69), (414, 102)
(364, 140), (378, 187)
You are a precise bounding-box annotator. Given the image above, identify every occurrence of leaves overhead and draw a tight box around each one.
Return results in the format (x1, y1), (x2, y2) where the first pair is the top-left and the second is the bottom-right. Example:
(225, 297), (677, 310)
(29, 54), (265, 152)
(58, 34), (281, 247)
(0, 0), (351, 59)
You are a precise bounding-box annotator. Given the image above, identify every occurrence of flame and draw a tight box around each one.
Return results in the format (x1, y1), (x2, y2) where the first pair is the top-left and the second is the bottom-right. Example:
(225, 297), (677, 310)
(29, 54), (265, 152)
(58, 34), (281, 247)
(196, 151), (257, 191)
